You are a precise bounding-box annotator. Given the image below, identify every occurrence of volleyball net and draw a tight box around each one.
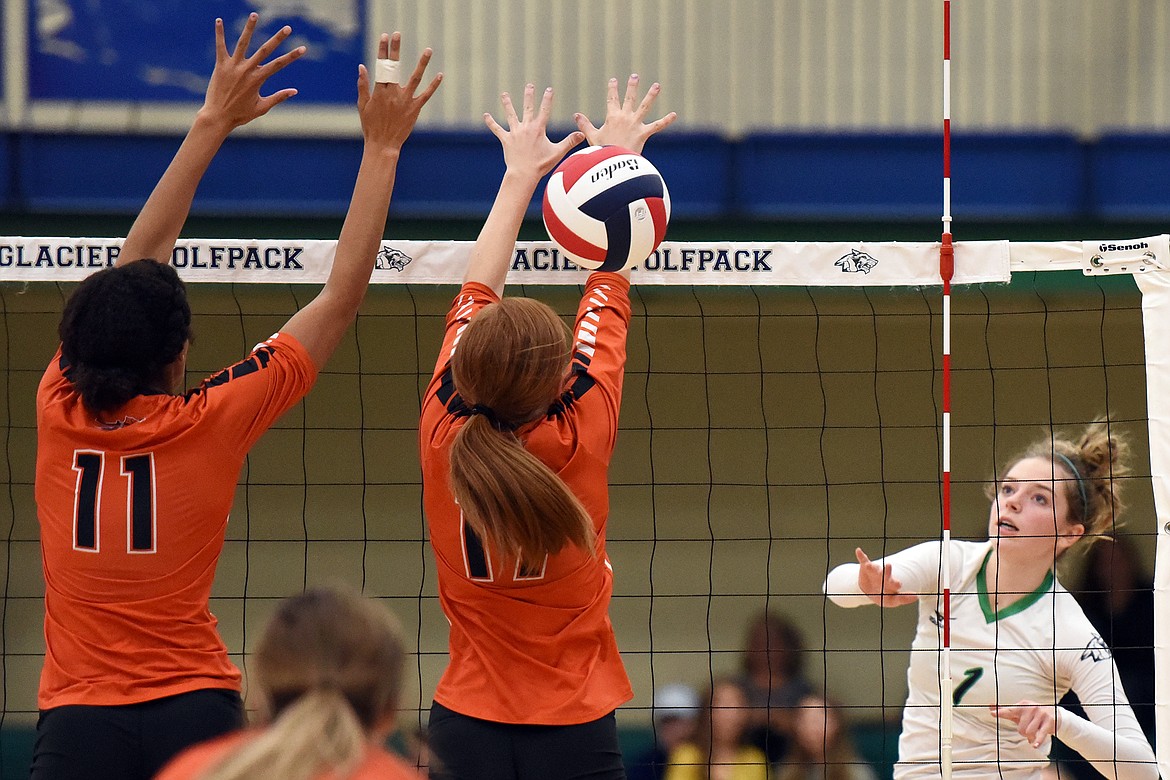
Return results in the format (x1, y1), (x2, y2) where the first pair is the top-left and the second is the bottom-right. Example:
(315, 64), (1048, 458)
(0, 236), (1166, 777)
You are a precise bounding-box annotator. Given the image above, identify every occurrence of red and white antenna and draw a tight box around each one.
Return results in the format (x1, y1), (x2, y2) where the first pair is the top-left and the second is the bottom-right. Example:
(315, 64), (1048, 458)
(940, 1), (955, 778)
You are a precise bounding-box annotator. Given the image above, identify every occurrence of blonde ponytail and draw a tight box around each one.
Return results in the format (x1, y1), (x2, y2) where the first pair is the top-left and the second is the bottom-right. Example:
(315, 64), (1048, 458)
(199, 587), (406, 780)
(200, 690), (365, 780)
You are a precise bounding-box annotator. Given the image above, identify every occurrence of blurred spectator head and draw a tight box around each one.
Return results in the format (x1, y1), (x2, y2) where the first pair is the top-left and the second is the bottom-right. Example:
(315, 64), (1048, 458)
(742, 609), (806, 687)
(652, 682), (700, 751)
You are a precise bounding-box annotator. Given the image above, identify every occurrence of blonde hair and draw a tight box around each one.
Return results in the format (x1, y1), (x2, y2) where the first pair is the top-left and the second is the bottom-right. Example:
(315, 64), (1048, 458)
(200, 587), (406, 780)
(448, 297), (595, 570)
(992, 420), (1129, 550)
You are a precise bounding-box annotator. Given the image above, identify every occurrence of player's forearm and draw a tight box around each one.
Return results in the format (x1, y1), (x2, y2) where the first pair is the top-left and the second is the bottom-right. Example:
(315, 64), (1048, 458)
(1056, 707), (1157, 780)
(118, 111), (234, 267)
(326, 145), (400, 309)
(824, 563), (871, 607)
(464, 170), (541, 295)
(279, 145), (399, 368)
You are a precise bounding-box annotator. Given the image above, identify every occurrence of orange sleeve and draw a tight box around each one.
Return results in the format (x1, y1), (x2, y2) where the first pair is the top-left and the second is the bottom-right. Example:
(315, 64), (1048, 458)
(427, 282), (501, 382)
(188, 331), (318, 458)
(566, 272), (631, 453)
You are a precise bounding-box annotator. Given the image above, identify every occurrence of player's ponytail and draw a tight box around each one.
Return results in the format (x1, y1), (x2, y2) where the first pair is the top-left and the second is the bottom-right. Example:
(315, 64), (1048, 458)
(200, 587), (405, 780)
(59, 260), (192, 414)
(1071, 419), (1130, 539)
(199, 690), (365, 780)
(449, 297), (596, 570)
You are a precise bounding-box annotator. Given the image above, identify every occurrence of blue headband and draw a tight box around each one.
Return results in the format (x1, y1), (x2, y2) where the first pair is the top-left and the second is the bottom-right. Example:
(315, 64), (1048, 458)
(1053, 452), (1089, 512)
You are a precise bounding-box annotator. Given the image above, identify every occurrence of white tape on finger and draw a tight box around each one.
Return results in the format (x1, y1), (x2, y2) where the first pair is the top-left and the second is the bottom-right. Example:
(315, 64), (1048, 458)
(375, 59), (400, 85)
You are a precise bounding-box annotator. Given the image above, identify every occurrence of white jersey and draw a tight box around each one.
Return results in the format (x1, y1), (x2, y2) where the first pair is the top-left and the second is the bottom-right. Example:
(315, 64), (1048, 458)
(825, 540), (1156, 780)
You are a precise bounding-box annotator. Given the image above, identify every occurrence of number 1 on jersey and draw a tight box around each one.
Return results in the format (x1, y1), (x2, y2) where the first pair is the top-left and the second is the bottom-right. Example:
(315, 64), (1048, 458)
(953, 666), (984, 706)
(72, 450), (157, 553)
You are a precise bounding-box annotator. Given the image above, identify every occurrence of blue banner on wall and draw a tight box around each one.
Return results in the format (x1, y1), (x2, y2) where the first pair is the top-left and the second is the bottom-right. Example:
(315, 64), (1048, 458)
(29, 0), (363, 103)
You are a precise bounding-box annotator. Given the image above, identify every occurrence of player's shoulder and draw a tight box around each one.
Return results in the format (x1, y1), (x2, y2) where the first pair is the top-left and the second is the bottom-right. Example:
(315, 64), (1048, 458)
(1050, 583), (1100, 640)
(186, 332), (314, 400)
(948, 538), (994, 572)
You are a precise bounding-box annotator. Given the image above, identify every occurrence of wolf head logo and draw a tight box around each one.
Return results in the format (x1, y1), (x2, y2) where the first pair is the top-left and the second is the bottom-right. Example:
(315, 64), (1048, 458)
(835, 249), (879, 274)
(1080, 634), (1112, 663)
(376, 246), (412, 272)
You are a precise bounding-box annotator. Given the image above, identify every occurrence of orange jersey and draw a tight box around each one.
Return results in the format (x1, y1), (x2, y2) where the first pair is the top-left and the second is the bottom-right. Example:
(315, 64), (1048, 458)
(36, 332), (317, 709)
(419, 274), (634, 725)
(155, 729), (424, 780)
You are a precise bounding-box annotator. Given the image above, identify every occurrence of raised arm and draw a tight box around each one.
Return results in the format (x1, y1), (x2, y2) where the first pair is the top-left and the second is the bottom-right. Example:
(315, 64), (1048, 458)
(463, 85), (583, 295)
(118, 15), (304, 266)
(280, 33), (441, 368)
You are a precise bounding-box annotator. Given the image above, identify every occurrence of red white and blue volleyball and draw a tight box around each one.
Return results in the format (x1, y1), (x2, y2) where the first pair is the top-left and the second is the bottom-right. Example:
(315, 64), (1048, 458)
(542, 145), (670, 272)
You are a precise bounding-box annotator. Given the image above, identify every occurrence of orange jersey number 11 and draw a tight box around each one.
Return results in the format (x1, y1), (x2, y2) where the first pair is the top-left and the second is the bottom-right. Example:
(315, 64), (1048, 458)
(71, 450), (157, 554)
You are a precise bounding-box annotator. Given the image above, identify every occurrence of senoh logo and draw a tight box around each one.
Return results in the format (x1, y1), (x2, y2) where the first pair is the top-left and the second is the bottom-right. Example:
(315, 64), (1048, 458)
(1098, 241), (1149, 252)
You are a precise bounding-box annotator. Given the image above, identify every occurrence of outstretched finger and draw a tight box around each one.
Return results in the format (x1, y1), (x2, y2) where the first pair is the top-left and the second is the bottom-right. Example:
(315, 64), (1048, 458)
(521, 83), (537, 121)
(214, 18), (229, 64)
(882, 563), (903, 590)
(635, 82), (662, 120)
(553, 131), (585, 158)
(483, 112), (507, 140)
(233, 13), (259, 59)
(404, 48), (434, 95)
(377, 32), (391, 61)
(257, 88), (299, 115)
(623, 74), (640, 111)
(260, 45), (306, 78)
(500, 91), (519, 128)
(990, 705), (1018, 723)
(574, 112), (599, 139)
(606, 77), (620, 109)
(855, 548), (873, 566)
(414, 73), (444, 107)
(250, 24), (293, 65)
(537, 86), (555, 125)
(356, 64), (370, 111)
(645, 111), (678, 136)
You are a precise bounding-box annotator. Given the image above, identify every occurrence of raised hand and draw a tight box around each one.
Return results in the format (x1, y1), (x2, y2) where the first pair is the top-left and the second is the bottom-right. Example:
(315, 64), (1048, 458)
(202, 14), (306, 131)
(574, 74), (677, 155)
(991, 701), (1057, 749)
(357, 32), (443, 153)
(855, 548), (917, 607)
(484, 84), (584, 182)
(119, 14), (306, 266)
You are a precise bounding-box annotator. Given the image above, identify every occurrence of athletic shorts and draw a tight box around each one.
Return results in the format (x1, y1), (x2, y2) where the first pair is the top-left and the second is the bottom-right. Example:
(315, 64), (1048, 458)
(30, 688), (243, 780)
(428, 701), (626, 780)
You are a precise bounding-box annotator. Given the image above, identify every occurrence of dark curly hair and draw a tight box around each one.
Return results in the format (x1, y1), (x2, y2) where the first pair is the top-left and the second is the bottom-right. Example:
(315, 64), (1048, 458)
(59, 260), (192, 414)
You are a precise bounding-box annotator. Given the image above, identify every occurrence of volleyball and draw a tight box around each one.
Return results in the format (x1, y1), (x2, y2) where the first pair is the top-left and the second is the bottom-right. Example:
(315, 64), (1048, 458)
(542, 145), (670, 272)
